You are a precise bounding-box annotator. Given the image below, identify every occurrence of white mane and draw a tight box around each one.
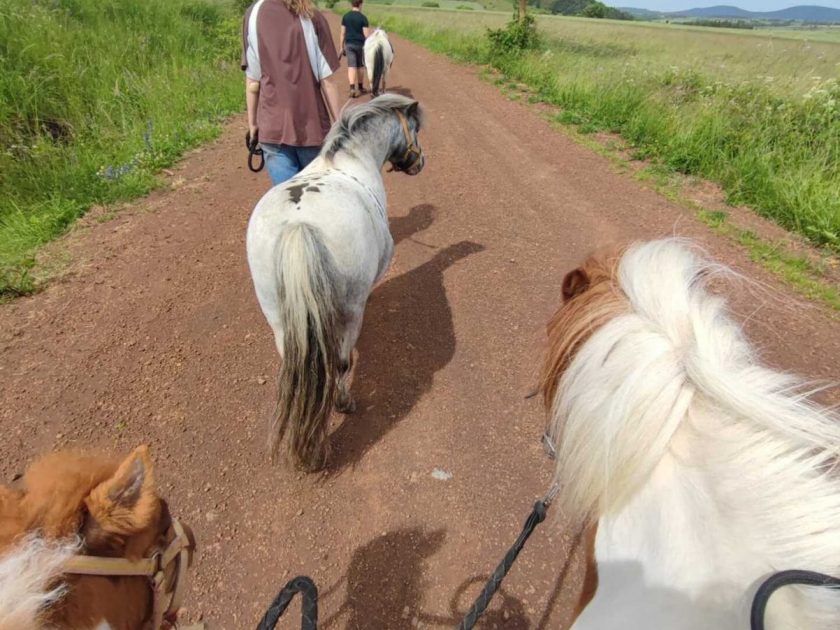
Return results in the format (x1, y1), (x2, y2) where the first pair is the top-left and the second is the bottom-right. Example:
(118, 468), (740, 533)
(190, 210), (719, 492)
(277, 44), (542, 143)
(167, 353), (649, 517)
(547, 239), (840, 628)
(0, 536), (78, 630)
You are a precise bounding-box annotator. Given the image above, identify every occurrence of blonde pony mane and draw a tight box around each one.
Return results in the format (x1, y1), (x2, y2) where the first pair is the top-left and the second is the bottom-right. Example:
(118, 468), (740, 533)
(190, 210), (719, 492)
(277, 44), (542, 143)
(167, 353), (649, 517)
(540, 241), (840, 607)
(0, 536), (79, 630)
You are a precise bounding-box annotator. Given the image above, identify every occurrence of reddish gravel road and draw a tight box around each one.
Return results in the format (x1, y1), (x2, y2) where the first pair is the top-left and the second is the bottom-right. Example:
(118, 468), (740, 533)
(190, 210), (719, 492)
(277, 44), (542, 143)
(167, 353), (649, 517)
(1, 15), (838, 630)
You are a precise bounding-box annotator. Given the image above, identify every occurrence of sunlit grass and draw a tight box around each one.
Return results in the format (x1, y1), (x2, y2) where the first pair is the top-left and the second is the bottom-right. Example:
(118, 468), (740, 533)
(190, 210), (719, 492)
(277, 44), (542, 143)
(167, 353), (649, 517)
(0, 0), (243, 296)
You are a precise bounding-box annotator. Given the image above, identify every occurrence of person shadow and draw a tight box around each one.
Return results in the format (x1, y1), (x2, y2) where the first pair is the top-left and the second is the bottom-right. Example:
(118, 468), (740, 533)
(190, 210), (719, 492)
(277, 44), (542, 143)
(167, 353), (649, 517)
(319, 527), (530, 629)
(328, 238), (485, 471)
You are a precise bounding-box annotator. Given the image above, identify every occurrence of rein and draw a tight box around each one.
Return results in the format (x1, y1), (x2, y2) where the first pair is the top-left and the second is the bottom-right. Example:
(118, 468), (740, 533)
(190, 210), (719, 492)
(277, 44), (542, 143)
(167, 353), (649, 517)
(255, 489), (558, 630)
(750, 570), (840, 630)
(245, 131), (265, 173)
(388, 110), (422, 173)
(63, 519), (199, 630)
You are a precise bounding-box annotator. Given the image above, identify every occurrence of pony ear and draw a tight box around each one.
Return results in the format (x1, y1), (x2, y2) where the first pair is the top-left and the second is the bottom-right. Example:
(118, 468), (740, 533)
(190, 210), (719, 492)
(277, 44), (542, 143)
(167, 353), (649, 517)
(562, 268), (590, 302)
(405, 101), (421, 127)
(85, 446), (159, 535)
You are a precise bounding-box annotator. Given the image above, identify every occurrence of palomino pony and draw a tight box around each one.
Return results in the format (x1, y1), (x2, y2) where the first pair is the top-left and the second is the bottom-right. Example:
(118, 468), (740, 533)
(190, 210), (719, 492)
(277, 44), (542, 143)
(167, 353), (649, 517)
(247, 94), (424, 471)
(539, 239), (840, 629)
(363, 29), (394, 97)
(0, 446), (195, 630)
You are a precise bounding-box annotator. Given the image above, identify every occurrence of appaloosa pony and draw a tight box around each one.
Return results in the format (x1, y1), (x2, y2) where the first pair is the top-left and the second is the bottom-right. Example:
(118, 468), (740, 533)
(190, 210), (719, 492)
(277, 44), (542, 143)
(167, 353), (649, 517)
(0, 446), (195, 630)
(539, 239), (840, 630)
(247, 94), (424, 471)
(364, 29), (394, 97)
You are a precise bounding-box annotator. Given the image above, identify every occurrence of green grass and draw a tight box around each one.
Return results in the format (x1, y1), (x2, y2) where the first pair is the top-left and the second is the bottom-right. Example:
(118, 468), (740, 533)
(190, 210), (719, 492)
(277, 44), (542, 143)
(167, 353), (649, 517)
(368, 7), (840, 256)
(0, 0), (243, 296)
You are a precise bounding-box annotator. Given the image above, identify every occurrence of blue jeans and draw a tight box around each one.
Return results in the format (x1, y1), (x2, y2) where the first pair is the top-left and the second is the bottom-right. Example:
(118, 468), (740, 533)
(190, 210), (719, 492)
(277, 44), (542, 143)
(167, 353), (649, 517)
(261, 143), (321, 186)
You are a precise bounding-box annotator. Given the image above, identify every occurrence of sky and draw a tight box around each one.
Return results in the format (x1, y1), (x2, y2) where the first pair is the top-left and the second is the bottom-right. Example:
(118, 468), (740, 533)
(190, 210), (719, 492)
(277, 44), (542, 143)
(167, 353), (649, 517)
(621, 0), (840, 10)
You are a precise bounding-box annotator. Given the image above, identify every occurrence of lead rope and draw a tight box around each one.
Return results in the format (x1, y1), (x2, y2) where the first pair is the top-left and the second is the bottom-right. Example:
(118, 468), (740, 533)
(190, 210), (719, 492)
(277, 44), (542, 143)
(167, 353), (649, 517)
(256, 576), (318, 630)
(245, 131), (265, 173)
(253, 488), (557, 630)
(750, 570), (840, 630)
(456, 484), (559, 630)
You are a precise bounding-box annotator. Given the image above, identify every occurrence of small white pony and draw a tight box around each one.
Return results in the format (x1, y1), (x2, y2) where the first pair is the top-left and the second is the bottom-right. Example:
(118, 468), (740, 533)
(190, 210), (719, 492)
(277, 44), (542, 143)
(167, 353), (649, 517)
(246, 94), (424, 471)
(539, 239), (840, 630)
(364, 28), (394, 97)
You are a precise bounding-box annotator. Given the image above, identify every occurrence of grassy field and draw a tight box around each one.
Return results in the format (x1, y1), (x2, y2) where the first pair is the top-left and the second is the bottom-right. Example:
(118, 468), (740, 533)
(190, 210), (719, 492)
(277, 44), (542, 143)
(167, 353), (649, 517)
(366, 6), (840, 253)
(0, 0), (243, 297)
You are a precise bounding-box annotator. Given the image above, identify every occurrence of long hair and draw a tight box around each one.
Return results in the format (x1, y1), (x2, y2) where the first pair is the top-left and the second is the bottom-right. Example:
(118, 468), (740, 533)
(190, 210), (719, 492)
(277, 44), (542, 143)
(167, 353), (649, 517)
(269, 223), (341, 471)
(283, 0), (315, 18)
(0, 536), (79, 630)
(540, 239), (840, 628)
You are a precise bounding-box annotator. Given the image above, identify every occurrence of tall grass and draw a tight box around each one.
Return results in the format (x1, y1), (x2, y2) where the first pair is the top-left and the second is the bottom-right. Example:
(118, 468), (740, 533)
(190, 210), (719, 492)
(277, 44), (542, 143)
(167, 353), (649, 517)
(370, 8), (840, 252)
(0, 0), (243, 296)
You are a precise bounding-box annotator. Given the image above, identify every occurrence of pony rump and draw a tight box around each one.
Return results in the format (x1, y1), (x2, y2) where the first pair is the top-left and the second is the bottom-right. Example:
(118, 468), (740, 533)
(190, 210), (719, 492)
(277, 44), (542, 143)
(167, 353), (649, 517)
(542, 239), (840, 535)
(271, 223), (341, 470)
(0, 536), (79, 630)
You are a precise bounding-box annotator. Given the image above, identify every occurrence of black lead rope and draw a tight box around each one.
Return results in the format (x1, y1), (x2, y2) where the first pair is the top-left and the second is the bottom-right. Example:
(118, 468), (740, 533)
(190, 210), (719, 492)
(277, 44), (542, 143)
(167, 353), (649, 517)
(254, 500), (550, 629)
(456, 500), (549, 630)
(750, 569), (840, 630)
(246, 131), (265, 173)
(256, 576), (318, 630)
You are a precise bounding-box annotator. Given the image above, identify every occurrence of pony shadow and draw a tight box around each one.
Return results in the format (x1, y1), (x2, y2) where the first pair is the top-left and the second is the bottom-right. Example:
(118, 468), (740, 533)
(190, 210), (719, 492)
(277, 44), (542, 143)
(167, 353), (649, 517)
(389, 204), (435, 246)
(329, 240), (485, 470)
(322, 527), (446, 629)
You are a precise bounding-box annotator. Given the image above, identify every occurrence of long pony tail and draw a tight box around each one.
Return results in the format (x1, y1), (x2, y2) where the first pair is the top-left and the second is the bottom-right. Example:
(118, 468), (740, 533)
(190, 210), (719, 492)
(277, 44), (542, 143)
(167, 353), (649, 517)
(372, 45), (384, 96)
(270, 223), (341, 471)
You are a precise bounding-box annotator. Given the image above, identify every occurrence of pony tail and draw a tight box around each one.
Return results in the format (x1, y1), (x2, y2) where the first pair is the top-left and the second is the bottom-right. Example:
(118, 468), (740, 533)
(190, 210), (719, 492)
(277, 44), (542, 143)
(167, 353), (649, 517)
(372, 46), (384, 97)
(270, 223), (341, 471)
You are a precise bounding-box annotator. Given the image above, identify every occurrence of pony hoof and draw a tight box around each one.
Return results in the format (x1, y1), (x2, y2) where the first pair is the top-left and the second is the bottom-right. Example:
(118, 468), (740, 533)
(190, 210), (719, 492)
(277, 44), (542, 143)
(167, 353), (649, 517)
(336, 397), (357, 414)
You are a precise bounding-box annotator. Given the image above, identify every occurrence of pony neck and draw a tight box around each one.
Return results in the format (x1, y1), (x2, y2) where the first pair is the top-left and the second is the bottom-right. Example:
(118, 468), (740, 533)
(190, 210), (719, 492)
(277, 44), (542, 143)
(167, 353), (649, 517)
(329, 117), (401, 178)
(592, 404), (840, 630)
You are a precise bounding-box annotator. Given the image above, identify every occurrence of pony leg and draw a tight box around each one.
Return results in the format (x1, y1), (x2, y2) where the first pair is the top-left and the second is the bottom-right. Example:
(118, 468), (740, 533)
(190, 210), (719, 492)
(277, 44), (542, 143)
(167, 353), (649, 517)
(336, 311), (364, 414)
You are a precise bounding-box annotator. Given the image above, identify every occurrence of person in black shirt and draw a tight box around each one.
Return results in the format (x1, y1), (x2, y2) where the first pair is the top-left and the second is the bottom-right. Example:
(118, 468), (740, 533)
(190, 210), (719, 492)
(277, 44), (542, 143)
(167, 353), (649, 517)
(340, 0), (370, 98)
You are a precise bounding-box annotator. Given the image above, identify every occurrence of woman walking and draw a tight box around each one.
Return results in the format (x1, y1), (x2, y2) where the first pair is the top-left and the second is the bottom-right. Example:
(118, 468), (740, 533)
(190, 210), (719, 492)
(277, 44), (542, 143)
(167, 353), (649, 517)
(241, 0), (342, 185)
(340, 0), (371, 98)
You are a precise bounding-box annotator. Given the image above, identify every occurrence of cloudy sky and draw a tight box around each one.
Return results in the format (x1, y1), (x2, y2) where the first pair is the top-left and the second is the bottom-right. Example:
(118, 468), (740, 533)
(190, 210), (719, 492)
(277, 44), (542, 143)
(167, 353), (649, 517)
(622, 0), (840, 10)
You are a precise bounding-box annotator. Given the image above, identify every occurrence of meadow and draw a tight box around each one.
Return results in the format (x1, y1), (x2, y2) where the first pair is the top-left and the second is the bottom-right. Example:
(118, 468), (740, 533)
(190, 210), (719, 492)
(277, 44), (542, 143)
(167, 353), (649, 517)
(366, 6), (840, 252)
(0, 0), (243, 297)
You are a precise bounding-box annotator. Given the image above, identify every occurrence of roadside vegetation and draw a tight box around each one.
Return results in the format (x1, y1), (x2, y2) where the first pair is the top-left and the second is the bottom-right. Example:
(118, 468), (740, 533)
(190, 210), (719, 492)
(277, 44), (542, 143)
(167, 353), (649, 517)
(0, 0), (243, 297)
(364, 6), (840, 256)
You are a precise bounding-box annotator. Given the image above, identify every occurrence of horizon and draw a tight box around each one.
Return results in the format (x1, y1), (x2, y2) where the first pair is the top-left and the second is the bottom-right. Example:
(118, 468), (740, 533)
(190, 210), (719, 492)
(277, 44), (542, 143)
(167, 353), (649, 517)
(619, 0), (840, 11)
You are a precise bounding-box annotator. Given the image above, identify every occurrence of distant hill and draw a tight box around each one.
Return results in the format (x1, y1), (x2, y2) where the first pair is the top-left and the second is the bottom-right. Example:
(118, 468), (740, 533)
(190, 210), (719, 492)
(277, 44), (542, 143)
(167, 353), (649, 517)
(618, 4), (840, 22)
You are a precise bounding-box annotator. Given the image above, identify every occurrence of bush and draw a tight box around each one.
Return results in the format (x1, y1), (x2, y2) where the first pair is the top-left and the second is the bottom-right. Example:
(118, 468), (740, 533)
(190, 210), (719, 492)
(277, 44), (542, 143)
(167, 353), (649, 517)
(456, 4), (475, 8)
(487, 11), (540, 52)
(421, 1), (440, 6)
(581, 1), (606, 18)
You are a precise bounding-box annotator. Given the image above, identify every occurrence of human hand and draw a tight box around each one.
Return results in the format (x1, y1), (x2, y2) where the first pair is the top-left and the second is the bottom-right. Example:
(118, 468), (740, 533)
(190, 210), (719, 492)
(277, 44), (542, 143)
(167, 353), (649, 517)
(248, 123), (259, 143)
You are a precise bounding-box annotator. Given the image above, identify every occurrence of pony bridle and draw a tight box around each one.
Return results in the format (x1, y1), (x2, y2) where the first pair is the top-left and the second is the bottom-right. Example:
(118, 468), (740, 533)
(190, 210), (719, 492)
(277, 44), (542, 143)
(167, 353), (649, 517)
(389, 110), (423, 173)
(62, 519), (196, 630)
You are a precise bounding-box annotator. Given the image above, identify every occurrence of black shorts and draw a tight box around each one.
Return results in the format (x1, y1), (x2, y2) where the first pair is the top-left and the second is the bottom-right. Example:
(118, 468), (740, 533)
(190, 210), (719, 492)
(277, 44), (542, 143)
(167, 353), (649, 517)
(345, 43), (364, 68)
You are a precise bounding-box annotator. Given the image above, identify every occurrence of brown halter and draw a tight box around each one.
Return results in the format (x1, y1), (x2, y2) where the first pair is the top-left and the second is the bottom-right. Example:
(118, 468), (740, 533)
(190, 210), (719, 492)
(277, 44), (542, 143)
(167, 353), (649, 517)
(389, 110), (423, 173)
(62, 519), (202, 630)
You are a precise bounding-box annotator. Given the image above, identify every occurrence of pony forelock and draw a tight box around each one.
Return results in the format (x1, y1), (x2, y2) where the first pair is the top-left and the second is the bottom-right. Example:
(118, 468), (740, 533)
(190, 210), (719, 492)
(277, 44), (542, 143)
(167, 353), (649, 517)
(0, 535), (79, 630)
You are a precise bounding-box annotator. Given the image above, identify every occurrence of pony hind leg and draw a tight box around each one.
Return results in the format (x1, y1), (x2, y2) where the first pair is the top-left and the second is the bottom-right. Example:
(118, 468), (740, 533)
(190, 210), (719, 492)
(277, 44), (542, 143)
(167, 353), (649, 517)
(336, 310), (364, 414)
(336, 352), (356, 414)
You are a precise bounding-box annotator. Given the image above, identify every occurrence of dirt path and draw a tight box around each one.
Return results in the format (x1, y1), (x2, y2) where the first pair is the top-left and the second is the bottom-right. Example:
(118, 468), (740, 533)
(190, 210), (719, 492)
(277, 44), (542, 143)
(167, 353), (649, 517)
(1, 16), (838, 629)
